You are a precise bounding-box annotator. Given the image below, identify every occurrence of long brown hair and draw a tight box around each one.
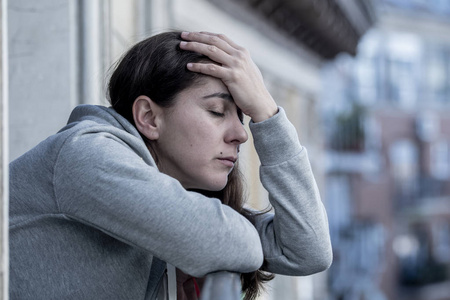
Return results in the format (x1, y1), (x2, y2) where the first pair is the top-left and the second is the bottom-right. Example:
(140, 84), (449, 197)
(198, 164), (274, 300)
(108, 31), (274, 299)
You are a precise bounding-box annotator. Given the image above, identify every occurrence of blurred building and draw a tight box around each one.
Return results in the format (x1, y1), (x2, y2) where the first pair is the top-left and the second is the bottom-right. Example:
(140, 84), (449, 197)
(7, 0), (375, 299)
(321, 0), (450, 299)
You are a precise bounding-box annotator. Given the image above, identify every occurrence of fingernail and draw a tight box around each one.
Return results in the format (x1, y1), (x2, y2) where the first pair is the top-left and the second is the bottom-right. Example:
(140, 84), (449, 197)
(187, 63), (193, 68)
(181, 32), (189, 37)
(180, 41), (187, 47)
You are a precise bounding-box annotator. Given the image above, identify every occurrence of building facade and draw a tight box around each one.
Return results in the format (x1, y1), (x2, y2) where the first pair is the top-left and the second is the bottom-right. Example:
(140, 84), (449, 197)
(322, 1), (450, 299)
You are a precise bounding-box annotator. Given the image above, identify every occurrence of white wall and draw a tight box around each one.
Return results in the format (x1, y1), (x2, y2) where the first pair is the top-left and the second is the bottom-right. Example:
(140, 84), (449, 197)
(1, 0), (8, 297)
(8, 0), (77, 161)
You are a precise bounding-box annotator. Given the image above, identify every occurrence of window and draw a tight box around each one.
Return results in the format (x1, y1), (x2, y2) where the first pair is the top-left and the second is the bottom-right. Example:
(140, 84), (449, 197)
(389, 139), (419, 204)
(430, 140), (450, 180)
(425, 47), (448, 103)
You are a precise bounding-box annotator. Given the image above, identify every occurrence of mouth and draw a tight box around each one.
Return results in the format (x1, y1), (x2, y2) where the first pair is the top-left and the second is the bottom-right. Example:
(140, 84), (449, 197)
(218, 156), (237, 167)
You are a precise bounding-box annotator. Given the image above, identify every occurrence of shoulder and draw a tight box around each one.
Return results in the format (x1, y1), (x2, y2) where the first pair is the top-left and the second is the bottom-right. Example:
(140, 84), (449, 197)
(57, 105), (152, 163)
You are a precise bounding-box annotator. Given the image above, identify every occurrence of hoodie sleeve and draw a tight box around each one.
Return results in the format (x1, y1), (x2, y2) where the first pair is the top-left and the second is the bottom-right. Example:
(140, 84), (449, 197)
(53, 127), (263, 278)
(249, 107), (333, 276)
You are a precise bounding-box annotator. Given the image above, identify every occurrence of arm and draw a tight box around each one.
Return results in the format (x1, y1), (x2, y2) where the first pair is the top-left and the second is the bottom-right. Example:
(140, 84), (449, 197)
(53, 128), (263, 277)
(180, 32), (332, 275)
(250, 108), (332, 275)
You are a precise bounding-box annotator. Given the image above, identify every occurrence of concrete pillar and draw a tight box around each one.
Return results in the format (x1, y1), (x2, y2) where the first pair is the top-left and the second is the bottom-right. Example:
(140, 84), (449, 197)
(79, 0), (110, 105)
(1, 0), (8, 298)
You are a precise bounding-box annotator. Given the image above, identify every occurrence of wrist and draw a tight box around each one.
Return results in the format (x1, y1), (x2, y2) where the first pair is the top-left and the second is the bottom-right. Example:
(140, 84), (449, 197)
(250, 102), (278, 123)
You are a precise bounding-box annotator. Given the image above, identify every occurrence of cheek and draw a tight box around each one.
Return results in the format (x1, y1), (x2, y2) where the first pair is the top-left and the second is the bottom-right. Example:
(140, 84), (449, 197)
(185, 119), (217, 143)
(164, 111), (220, 155)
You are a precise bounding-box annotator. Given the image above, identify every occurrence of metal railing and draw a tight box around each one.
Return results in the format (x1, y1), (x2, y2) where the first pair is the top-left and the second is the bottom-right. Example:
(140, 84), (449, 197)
(200, 272), (242, 300)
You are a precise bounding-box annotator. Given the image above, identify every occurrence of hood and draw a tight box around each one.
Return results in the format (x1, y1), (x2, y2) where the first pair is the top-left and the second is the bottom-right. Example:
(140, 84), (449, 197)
(58, 104), (156, 167)
(61, 104), (141, 138)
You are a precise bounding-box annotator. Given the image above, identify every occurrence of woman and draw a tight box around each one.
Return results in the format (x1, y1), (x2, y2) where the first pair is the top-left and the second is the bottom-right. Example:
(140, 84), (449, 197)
(9, 31), (332, 299)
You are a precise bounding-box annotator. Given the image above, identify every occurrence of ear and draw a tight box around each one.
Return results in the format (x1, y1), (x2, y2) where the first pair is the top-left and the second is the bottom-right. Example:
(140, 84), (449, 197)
(132, 95), (163, 141)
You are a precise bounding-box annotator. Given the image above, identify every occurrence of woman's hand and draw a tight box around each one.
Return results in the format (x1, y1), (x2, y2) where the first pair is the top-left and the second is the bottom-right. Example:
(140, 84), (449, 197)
(180, 31), (278, 123)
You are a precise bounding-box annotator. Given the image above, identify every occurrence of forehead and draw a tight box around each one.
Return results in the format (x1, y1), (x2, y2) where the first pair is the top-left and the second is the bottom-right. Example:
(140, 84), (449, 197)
(171, 76), (243, 120)
(183, 76), (229, 96)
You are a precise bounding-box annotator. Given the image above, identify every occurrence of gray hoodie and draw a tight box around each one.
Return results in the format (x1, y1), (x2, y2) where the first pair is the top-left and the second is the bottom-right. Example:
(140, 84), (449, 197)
(9, 105), (332, 299)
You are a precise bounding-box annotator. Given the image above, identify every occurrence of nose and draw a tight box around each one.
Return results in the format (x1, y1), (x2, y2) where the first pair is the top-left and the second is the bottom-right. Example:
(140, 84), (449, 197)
(225, 116), (248, 145)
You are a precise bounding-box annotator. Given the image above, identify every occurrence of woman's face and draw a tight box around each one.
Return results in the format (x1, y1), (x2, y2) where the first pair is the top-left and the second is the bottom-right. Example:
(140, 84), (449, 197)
(154, 76), (248, 191)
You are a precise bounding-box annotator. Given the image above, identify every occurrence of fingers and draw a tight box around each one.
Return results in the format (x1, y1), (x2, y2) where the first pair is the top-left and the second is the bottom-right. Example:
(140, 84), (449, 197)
(197, 31), (242, 50)
(186, 61), (229, 79)
(180, 31), (253, 85)
(181, 31), (239, 55)
(179, 31), (248, 66)
(180, 40), (231, 66)
(180, 31), (243, 79)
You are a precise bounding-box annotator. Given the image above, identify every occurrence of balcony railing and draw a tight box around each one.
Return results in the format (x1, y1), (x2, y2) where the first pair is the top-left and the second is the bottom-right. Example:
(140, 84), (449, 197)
(328, 104), (366, 152)
(200, 272), (242, 300)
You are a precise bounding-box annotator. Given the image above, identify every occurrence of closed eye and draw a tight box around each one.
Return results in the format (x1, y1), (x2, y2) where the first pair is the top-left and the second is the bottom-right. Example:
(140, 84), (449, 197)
(209, 111), (225, 117)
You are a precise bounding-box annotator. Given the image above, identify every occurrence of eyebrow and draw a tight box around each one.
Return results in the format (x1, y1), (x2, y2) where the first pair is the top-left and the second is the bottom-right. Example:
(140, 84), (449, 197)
(203, 92), (244, 123)
(202, 92), (233, 101)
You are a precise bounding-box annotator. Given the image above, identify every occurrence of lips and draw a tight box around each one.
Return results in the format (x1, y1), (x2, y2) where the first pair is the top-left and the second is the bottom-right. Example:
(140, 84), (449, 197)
(218, 156), (237, 167)
(223, 156), (237, 163)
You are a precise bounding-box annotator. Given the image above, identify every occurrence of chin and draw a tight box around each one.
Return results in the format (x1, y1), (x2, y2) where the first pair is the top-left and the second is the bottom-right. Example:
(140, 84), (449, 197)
(199, 178), (228, 192)
(186, 182), (227, 198)
(203, 182), (227, 192)
(184, 174), (229, 192)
